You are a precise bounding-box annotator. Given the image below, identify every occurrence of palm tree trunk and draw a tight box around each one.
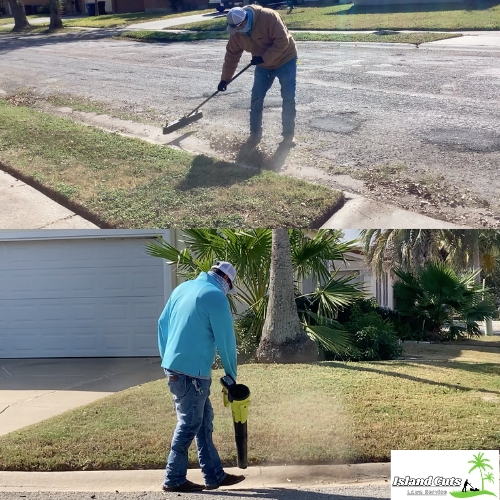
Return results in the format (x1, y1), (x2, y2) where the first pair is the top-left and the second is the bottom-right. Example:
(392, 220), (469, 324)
(256, 229), (318, 363)
(49, 0), (63, 30)
(7, 0), (30, 31)
(472, 234), (480, 284)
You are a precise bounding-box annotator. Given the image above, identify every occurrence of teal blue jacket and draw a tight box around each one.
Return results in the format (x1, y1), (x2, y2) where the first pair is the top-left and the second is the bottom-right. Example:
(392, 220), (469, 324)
(158, 272), (237, 380)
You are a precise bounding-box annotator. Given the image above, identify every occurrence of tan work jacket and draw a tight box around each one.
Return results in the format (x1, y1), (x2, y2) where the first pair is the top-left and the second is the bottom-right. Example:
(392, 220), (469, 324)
(221, 5), (298, 82)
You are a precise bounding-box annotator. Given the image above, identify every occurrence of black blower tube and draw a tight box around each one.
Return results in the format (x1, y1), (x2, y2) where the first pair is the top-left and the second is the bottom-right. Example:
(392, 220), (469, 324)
(233, 421), (248, 469)
(227, 383), (250, 470)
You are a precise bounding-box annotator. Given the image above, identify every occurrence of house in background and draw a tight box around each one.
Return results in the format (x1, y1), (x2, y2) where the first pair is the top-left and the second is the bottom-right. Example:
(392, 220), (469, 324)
(0, 229), (393, 360)
(5, 0), (207, 17)
(301, 250), (394, 310)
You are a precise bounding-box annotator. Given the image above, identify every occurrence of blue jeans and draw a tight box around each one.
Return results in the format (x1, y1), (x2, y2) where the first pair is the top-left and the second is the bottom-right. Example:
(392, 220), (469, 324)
(250, 56), (297, 137)
(163, 370), (226, 488)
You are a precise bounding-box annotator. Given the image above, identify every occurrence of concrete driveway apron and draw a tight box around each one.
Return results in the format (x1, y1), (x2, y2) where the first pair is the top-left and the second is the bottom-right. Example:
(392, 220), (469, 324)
(0, 357), (162, 436)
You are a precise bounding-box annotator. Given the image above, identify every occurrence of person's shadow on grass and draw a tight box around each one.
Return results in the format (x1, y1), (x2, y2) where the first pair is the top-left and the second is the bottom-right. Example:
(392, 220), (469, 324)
(175, 154), (261, 191)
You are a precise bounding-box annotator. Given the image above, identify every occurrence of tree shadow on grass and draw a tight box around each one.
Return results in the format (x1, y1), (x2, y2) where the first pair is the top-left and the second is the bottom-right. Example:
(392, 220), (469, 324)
(322, 362), (500, 396)
(328, 0), (499, 16)
(377, 359), (500, 378)
(175, 154), (261, 191)
(203, 487), (389, 500)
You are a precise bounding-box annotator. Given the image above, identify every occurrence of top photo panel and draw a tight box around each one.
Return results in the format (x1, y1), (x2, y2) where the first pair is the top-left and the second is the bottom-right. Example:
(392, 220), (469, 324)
(1, 0), (499, 229)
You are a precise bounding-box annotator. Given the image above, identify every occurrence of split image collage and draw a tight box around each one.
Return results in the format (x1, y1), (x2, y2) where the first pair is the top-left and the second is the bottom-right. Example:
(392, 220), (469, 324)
(1, 17), (500, 495)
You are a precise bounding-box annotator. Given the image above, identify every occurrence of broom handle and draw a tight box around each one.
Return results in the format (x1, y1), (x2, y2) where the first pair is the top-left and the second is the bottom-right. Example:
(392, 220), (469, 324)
(186, 63), (253, 117)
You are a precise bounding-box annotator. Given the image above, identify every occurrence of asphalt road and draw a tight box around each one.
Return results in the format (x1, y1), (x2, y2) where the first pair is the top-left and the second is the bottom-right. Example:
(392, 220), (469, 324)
(0, 485), (391, 500)
(1, 31), (499, 225)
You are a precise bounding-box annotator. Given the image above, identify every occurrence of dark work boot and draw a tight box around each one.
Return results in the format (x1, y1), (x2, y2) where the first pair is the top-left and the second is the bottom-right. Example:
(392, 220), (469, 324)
(162, 480), (205, 492)
(205, 473), (246, 490)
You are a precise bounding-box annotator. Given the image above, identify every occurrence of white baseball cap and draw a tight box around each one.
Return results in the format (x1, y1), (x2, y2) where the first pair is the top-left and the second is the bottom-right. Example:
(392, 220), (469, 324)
(226, 7), (247, 34)
(211, 261), (237, 289)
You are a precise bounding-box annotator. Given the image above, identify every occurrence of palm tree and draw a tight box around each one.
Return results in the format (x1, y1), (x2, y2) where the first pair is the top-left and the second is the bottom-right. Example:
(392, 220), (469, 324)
(393, 261), (496, 340)
(360, 229), (500, 277)
(468, 452), (494, 491)
(7, 0), (30, 31)
(145, 229), (362, 356)
(256, 229), (318, 363)
(360, 229), (444, 275)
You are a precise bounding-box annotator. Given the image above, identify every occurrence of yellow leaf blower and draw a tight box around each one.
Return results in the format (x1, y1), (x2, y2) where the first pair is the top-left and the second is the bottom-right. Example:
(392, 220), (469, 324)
(220, 375), (250, 469)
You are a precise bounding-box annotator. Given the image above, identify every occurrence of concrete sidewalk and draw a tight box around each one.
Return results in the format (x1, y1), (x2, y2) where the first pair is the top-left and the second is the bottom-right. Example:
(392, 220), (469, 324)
(0, 463), (391, 492)
(0, 170), (98, 229)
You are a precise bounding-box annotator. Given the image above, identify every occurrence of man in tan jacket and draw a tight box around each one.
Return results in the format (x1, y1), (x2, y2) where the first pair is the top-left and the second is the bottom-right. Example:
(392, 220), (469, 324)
(218, 5), (298, 146)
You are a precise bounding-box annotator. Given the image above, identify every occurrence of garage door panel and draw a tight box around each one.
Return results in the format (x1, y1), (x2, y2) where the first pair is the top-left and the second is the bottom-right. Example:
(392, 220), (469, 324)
(3, 325), (161, 357)
(0, 239), (162, 271)
(6, 296), (163, 329)
(0, 237), (168, 358)
(1, 269), (164, 300)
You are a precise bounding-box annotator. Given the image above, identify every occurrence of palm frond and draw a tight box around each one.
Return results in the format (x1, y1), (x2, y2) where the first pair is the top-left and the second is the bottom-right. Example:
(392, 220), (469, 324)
(303, 313), (352, 353)
(301, 271), (365, 319)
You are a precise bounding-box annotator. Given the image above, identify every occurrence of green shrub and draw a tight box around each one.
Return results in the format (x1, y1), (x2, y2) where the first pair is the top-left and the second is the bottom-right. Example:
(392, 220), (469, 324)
(234, 308), (261, 356)
(337, 297), (420, 341)
(330, 303), (403, 361)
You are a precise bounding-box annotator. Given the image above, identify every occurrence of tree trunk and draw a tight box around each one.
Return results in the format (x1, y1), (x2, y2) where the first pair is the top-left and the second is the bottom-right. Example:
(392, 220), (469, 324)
(256, 229), (318, 364)
(471, 231), (480, 284)
(7, 0), (30, 31)
(49, 0), (63, 30)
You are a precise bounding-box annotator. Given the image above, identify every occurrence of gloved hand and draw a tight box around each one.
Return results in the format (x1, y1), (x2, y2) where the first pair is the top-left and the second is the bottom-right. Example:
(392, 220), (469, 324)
(251, 56), (264, 65)
(218, 80), (228, 92)
(221, 374), (236, 388)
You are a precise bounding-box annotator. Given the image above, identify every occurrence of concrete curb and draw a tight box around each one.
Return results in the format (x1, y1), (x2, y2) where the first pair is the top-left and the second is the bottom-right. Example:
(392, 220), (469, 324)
(0, 463), (391, 492)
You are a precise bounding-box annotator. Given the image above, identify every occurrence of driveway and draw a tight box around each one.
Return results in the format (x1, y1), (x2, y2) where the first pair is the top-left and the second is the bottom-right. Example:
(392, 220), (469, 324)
(0, 357), (163, 436)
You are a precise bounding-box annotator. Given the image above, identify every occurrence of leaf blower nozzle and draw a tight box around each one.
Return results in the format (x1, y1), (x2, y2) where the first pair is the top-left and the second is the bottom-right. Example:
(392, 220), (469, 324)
(221, 375), (250, 469)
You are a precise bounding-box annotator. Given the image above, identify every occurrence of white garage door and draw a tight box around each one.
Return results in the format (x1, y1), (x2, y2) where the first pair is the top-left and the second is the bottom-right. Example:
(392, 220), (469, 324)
(0, 236), (167, 358)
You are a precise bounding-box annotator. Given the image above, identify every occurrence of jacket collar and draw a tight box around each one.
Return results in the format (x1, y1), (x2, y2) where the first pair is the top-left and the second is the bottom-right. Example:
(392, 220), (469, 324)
(197, 271), (225, 293)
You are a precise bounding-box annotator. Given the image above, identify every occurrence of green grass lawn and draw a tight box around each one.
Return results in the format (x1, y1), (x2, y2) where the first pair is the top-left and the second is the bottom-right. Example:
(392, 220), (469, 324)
(0, 14), (45, 26)
(62, 9), (213, 28)
(0, 9), (213, 29)
(0, 98), (342, 228)
(169, 3), (500, 31)
(117, 29), (460, 44)
(0, 338), (498, 471)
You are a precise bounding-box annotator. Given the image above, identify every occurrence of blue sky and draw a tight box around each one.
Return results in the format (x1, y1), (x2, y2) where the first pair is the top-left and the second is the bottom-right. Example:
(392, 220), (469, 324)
(342, 229), (361, 242)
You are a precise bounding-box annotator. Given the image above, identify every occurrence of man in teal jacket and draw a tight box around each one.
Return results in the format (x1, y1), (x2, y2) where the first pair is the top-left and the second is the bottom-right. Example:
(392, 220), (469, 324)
(158, 261), (245, 493)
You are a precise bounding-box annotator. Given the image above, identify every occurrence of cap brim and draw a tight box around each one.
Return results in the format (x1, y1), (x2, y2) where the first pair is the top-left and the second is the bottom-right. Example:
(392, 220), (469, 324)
(227, 287), (238, 295)
(227, 25), (239, 35)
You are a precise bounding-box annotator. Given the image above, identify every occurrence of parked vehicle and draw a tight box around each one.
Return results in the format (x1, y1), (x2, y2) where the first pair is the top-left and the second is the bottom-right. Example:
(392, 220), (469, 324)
(208, 0), (243, 12)
(209, 0), (302, 13)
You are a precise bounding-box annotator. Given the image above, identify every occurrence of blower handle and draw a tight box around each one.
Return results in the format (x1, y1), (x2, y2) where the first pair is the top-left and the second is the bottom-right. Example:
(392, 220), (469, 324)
(186, 62), (253, 117)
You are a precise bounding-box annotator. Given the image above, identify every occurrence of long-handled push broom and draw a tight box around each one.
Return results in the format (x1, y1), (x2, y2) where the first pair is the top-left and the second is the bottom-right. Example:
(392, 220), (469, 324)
(163, 62), (253, 135)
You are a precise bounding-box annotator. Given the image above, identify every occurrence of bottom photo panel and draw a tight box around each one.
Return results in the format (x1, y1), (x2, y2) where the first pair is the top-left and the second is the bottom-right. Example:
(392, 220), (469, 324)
(0, 228), (499, 499)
